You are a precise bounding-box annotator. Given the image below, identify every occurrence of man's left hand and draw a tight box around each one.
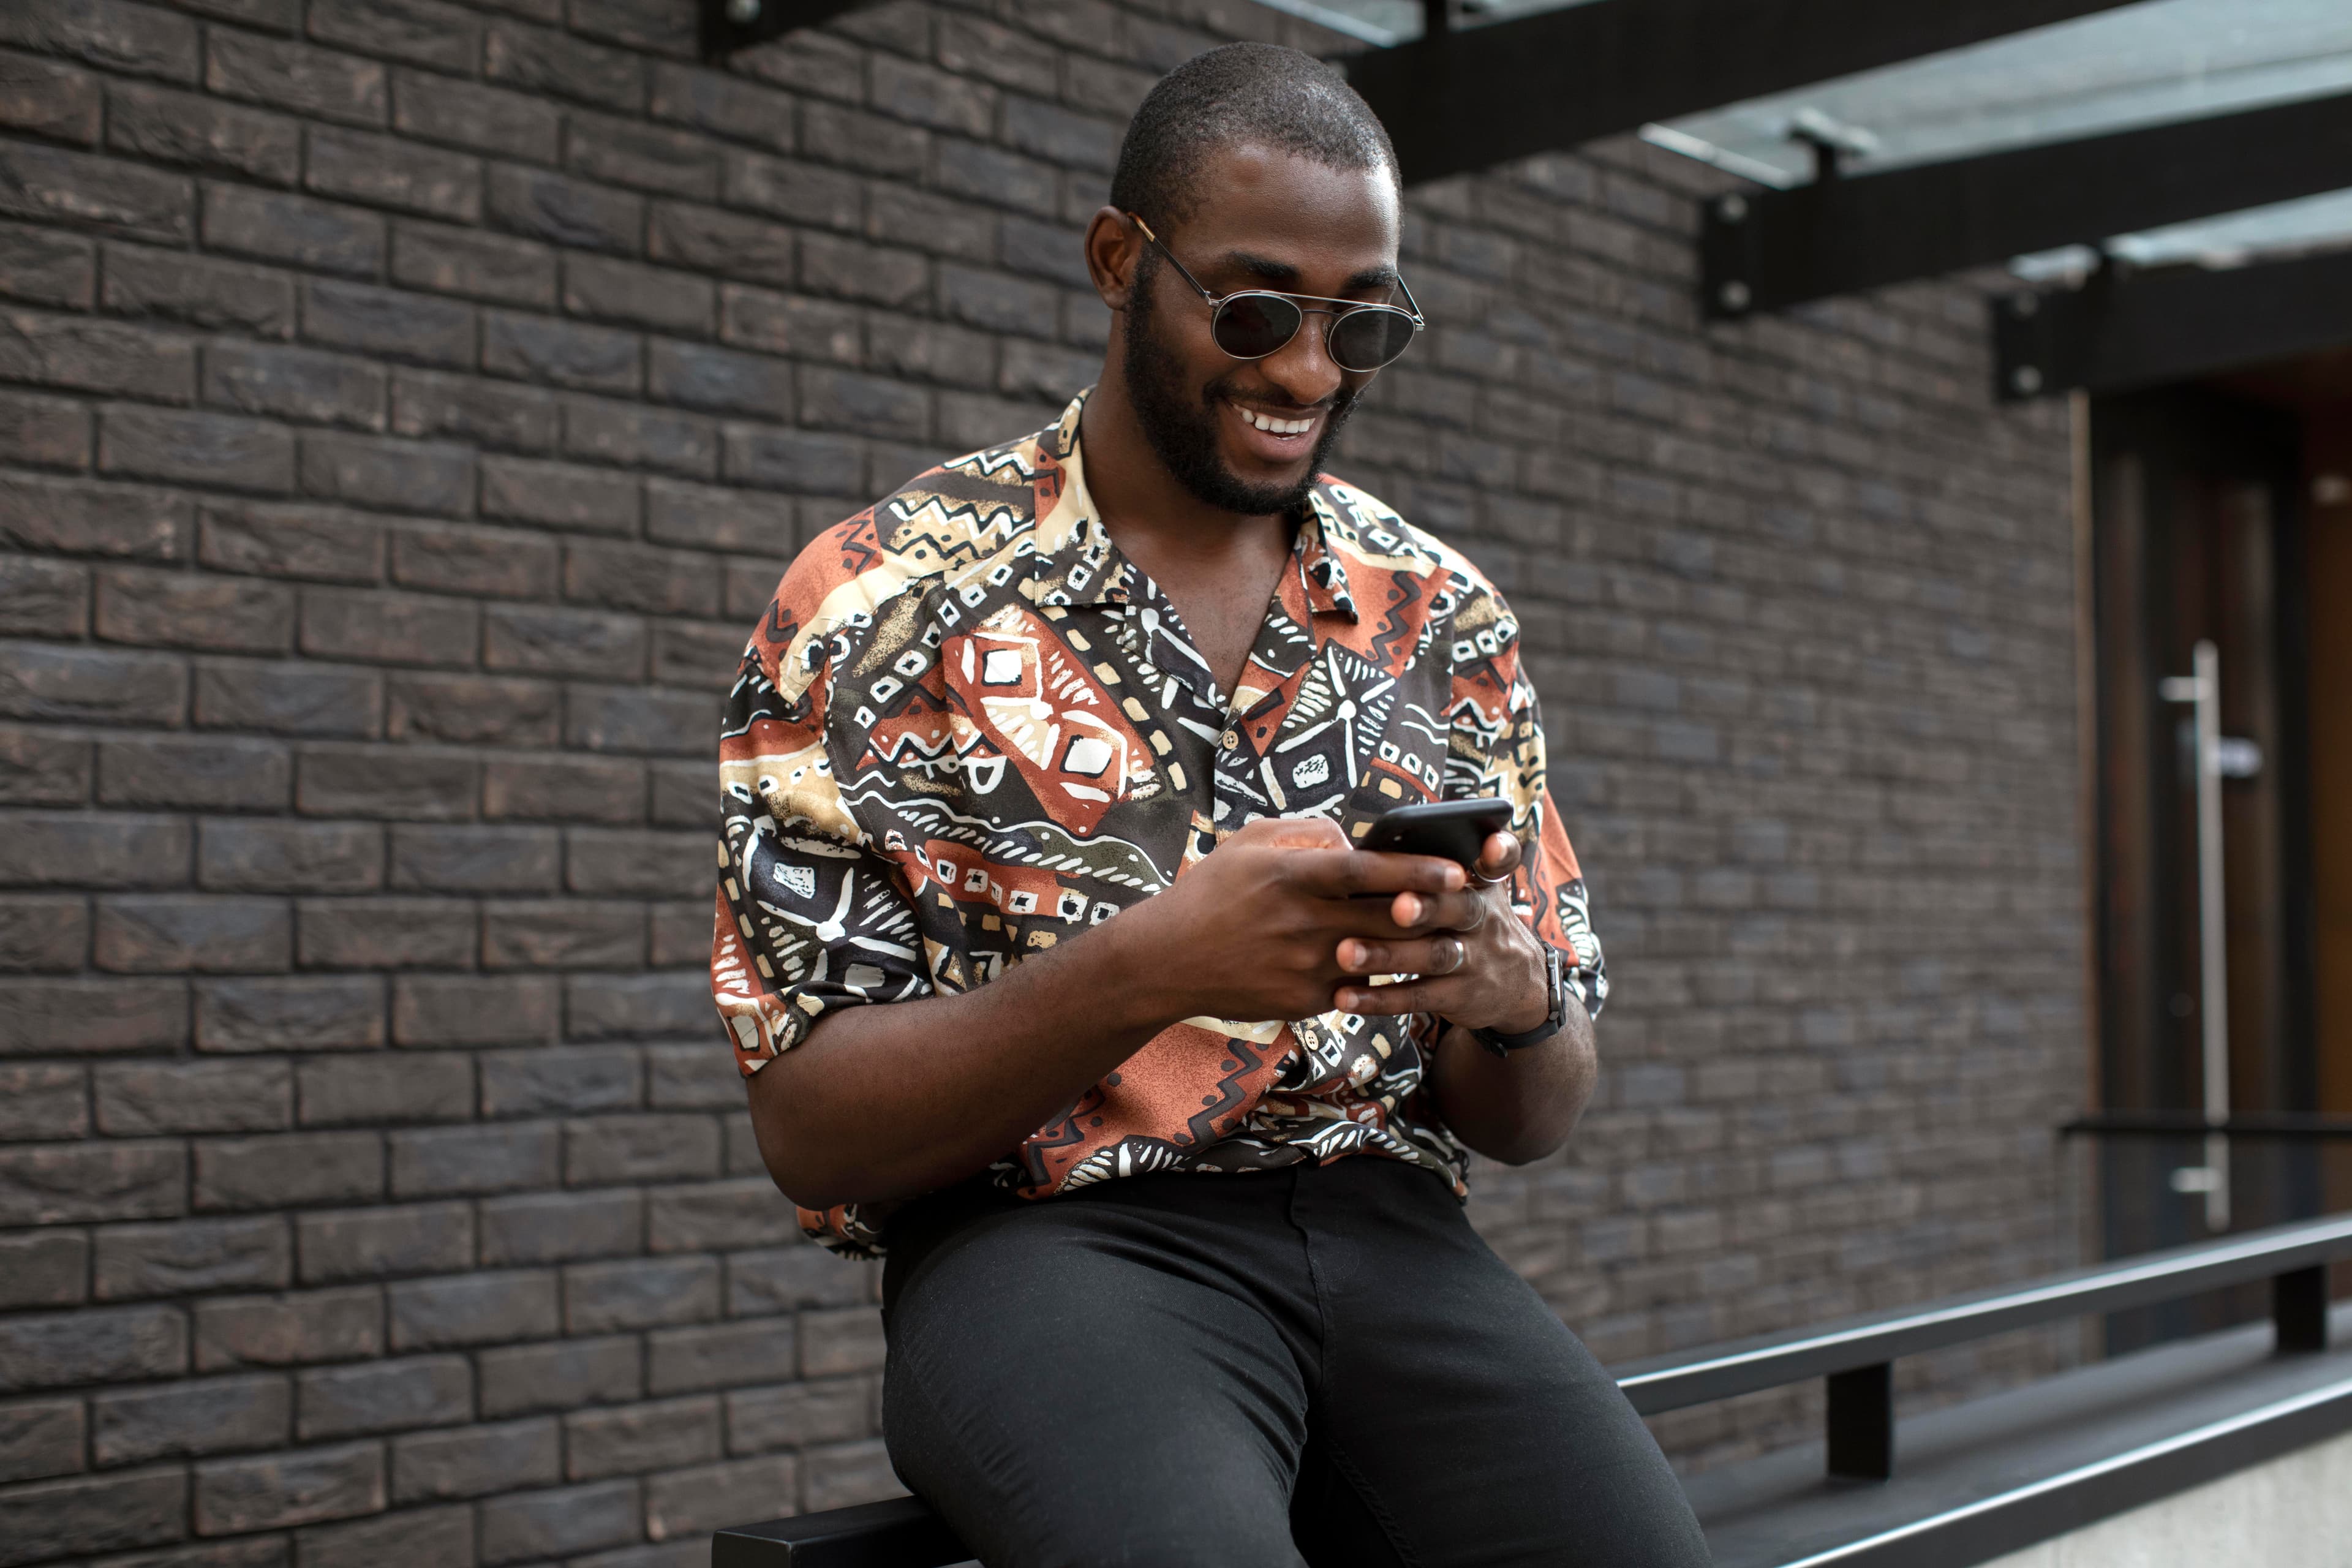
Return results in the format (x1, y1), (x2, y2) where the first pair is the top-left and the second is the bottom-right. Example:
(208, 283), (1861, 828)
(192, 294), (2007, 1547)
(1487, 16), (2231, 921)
(1332, 831), (1548, 1034)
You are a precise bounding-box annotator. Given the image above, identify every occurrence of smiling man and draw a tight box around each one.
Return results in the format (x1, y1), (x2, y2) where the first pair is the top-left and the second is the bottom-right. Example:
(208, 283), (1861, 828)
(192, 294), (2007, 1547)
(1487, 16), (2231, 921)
(712, 42), (1709, 1568)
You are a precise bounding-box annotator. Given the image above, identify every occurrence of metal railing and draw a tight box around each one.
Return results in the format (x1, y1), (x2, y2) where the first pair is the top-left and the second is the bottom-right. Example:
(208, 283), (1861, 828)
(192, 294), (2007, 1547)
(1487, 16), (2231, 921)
(712, 1211), (2352, 1567)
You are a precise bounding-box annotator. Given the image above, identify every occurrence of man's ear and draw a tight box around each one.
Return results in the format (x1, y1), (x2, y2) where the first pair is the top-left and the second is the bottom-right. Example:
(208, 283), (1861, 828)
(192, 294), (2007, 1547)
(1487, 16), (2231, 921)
(1084, 206), (1141, 311)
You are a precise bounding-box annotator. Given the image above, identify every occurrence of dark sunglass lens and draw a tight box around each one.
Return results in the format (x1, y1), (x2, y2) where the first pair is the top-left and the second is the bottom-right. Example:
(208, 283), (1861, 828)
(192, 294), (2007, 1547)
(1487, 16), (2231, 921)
(1330, 308), (1416, 371)
(1213, 294), (1301, 360)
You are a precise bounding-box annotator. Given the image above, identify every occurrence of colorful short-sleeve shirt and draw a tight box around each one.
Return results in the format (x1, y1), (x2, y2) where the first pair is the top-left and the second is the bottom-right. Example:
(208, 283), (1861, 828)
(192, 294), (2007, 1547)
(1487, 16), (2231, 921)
(712, 392), (1604, 1255)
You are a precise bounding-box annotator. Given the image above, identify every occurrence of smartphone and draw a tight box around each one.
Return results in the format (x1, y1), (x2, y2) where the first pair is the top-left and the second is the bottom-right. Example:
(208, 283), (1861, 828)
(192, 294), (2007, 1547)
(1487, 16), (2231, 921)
(1360, 797), (1512, 867)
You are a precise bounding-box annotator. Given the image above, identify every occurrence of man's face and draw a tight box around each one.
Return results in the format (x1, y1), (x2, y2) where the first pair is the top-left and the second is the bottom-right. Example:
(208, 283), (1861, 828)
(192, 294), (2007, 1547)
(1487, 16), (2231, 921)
(1121, 145), (1404, 518)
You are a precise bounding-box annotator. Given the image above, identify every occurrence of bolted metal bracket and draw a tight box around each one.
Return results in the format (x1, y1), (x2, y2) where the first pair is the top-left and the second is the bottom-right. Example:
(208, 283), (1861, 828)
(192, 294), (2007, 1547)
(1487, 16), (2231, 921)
(1700, 189), (1763, 322)
(699, 0), (878, 59)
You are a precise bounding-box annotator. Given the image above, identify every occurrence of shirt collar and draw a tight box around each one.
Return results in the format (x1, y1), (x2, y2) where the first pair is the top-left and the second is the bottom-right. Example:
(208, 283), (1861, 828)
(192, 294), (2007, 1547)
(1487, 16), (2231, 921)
(1028, 389), (1359, 624)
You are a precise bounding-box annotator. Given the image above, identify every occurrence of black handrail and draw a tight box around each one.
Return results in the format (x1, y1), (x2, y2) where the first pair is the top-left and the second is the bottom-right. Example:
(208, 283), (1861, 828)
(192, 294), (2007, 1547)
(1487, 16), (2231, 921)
(712, 1212), (2352, 1564)
(2061, 1110), (2352, 1140)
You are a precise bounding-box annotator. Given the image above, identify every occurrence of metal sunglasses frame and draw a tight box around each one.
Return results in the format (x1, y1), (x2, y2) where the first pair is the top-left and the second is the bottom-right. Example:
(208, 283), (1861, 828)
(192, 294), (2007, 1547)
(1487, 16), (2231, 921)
(1126, 213), (1425, 372)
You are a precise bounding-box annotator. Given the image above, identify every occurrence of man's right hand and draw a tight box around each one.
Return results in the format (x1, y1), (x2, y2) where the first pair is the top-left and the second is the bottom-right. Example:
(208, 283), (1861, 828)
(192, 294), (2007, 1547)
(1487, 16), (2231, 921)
(1114, 815), (1469, 1026)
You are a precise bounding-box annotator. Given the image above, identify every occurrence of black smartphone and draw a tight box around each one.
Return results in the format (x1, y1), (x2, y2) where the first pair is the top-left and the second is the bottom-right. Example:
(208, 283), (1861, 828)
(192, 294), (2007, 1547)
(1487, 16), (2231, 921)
(1360, 797), (1513, 867)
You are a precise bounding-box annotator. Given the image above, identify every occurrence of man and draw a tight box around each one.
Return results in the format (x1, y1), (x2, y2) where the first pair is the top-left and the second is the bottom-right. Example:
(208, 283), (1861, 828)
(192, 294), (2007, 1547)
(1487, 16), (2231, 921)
(711, 42), (1709, 1568)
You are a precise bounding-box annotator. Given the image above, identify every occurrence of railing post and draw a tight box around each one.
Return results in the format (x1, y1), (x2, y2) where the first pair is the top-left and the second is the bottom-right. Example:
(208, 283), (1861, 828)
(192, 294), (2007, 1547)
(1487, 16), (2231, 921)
(1825, 1362), (1893, 1480)
(2274, 1265), (2329, 1353)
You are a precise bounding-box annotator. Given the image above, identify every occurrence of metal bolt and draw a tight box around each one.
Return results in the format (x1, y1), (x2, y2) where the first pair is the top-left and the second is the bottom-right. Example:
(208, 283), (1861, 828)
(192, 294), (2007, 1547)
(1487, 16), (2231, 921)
(1717, 194), (1748, 223)
(2011, 364), (2043, 396)
(2011, 292), (2039, 318)
(1718, 279), (1751, 312)
(725, 0), (760, 23)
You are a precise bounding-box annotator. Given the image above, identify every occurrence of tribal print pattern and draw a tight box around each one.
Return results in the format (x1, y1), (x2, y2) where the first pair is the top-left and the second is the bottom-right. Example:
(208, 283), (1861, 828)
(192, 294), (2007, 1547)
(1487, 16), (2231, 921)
(712, 392), (1605, 1255)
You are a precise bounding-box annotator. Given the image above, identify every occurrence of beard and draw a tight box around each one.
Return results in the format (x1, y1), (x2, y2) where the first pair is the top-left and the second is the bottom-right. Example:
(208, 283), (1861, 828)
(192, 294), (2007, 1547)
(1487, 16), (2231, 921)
(1122, 261), (1359, 518)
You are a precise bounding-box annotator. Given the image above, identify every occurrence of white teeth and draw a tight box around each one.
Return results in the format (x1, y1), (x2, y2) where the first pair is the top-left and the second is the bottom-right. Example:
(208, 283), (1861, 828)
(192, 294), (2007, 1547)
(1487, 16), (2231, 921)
(1240, 407), (1313, 435)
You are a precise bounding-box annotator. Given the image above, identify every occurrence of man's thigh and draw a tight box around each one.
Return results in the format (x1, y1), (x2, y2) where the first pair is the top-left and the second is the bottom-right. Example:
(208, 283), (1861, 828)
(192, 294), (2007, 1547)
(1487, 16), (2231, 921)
(881, 1192), (1314, 1568)
(1291, 1161), (1711, 1568)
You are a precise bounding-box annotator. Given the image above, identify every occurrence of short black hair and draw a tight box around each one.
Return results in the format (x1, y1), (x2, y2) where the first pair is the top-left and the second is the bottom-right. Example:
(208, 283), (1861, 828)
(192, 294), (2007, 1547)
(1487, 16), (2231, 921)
(1109, 42), (1399, 229)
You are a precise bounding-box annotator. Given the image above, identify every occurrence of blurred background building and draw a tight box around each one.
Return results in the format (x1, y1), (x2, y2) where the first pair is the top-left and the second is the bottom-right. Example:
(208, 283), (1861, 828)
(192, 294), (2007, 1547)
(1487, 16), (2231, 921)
(0, 0), (2346, 1562)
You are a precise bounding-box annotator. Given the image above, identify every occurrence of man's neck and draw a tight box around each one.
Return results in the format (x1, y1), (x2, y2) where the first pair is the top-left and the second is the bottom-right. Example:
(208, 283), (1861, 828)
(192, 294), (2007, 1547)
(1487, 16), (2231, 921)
(1077, 375), (1292, 575)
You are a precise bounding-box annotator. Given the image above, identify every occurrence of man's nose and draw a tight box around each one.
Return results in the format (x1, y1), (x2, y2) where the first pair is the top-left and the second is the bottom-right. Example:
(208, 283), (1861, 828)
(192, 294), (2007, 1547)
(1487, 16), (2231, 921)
(1257, 311), (1346, 408)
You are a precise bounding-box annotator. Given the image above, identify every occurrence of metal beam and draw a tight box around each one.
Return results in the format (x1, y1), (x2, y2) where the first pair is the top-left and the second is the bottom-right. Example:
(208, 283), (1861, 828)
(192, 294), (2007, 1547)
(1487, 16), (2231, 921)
(1341, 0), (2143, 186)
(1706, 90), (2352, 318)
(1993, 248), (2352, 403)
(699, 0), (880, 59)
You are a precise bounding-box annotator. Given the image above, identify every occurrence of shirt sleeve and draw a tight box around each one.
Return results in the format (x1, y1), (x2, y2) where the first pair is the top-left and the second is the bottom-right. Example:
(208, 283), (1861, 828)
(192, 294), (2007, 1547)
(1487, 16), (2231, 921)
(710, 521), (933, 1079)
(1446, 582), (1608, 1020)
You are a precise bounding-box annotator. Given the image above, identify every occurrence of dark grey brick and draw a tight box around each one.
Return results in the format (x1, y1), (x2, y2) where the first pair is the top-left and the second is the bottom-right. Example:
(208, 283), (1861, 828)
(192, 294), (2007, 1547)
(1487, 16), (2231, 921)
(0, 1063), (84, 1140)
(0, 1231), (87, 1311)
(0, 1468), (187, 1564)
(189, 665), (371, 749)
(483, 18), (641, 109)
(197, 822), (382, 897)
(563, 541), (716, 617)
(483, 604), (644, 680)
(484, 163), (640, 256)
(95, 1215), (292, 1298)
(719, 426), (862, 496)
(0, 140), (191, 244)
(566, 970), (708, 1041)
(644, 340), (791, 423)
(97, 1058), (292, 1134)
(388, 521), (560, 601)
(0, 556), (85, 636)
(797, 366), (929, 440)
(198, 500), (383, 584)
(101, 244), (294, 336)
(296, 1051), (473, 1126)
(298, 585), (477, 667)
(391, 219), (557, 309)
(92, 895), (288, 974)
(564, 1395), (720, 1481)
(0, 813), (189, 891)
(798, 232), (927, 308)
(479, 455), (639, 535)
(96, 568), (293, 654)
(205, 32), (385, 126)
(649, 61), (790, 153)
(203, 342), (383, 431)
(295, 1202), (472, 1285)
(300, 431), (473, 517)
(107, 80), (300, 183)
(716, 284), (859, 363)
(390, 369), (559, 450)
(294, 897), (472, 971)
(202, 183), (383, 277)
(481, 309), (640, 394)
(719, 151), (857, 231)
(386, 671), (560, 747)
(193, 1439), (383, 1532)
(646, 1177), (801, 1254)
(300, 279), (476, 368)
(0, 1395), (84, 1485)
(92, 1373), (290, 1465)
(726, 1244), (870, 1315)
(645, 202), (791, 288)
(391, 1415), (559, 1502)
(0, 1303), (186, 1391)
(562, 254), (713, 337)
(479, 1186), (642, 1265)
(393, 69), (558, 164)
(388, 824), (559, 894)
(644, 1453), (795, 1544)
(799, 1306), (884, 1378)
(308, 0), (481, 73)
(0, 643), (186, 726)
(305, 124), (480, 222)
(0, 219), (93, 308)
(388, 1123), (559, 1200)
(477, 1335), (638, 1419)
(644, 477), (785, 552)
(726, 1376), (872, 1455)
(0, 731), (91, 809)
(647, 1317), (794, 1396)
(195, 1129), (381, 1211)
(477, 1046), (640, 1119)
(386, 1265), (557, 1348)
(391, 974), (558, 1046)
(478, 1477), (639, 1562)
(194, 1286), (382, 1371)
(563, 1254), (718, 1334)
(567, 110), (719, 198)
(292, 1502), (473, 1568)
(562, 398), (717, 478)
(295, 744), (475, 822)
(100, 404), (296, 492)
(0, 51), (99, 145)
(97, 734), (292, 812)
(192, 973), (383, 1050)
(483, 900), (641, 969)
(0, 473), (188, 558)
(560, 1110), (717, 1188)
(800, 102), (924, 179)
(564, 828), (703, 898)
(0, 388), (91, 472)
(0, 307), (195, 400)
(0, 979), (188, 1055)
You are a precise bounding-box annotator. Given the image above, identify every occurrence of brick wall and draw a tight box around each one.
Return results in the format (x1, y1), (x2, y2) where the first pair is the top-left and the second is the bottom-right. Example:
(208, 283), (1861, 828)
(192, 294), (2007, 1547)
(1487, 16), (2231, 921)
(0, 0), (2086, 1559)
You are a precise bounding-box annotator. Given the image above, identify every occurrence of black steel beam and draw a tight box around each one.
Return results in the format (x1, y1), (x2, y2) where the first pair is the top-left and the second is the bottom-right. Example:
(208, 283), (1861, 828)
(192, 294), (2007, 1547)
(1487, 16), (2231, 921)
(1826, 1362), (1895, 1480)
(1342, 0), (2142, 186)
(2062, 1111), (2352, 1142)
(1993, 247), (2352, 403)
(1705, 89), (2352, 318)
(700, 0), (881, 59)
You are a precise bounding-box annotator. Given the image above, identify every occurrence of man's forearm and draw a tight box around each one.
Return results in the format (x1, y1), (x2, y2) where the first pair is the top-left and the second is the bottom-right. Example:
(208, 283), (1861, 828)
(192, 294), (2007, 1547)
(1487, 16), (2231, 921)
(1427, 1009), (1596, 1166)
(744, 905), (1183, 1209)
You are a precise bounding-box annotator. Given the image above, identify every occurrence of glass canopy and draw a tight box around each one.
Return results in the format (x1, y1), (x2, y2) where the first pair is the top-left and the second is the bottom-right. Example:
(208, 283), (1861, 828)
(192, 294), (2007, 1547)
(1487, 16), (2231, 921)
(1277, 0), (2352, 275)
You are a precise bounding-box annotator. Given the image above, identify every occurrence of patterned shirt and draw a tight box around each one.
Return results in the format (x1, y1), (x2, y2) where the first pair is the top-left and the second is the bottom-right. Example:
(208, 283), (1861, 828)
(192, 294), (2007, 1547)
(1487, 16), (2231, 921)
(711, 392), (1605, 1256)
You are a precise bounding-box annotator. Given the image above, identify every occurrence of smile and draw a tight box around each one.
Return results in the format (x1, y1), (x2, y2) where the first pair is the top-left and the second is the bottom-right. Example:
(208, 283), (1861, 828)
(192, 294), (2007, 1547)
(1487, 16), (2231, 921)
(1230, 401), (1317, 437)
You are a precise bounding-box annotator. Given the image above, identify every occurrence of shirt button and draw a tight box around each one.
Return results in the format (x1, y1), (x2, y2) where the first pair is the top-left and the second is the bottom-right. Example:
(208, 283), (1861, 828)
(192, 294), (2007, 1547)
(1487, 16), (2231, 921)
(1219, 729), (1239, 748)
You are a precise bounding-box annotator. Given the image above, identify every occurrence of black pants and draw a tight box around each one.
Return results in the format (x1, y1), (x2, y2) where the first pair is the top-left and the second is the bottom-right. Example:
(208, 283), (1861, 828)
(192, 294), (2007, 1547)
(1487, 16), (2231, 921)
(879, 1158), (1711, 1568)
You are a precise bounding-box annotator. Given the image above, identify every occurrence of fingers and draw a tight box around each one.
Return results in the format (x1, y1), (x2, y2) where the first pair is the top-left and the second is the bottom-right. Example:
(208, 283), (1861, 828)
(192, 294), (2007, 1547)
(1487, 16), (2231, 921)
(1389, 888), (1489, 933)
(1336, 936), (1465, 977)
(1286, 848), (1464, 899)
(1237, 814), (1351, 851)
(1474, 831), (1523, 881)
(1335, 976), (1449, 1016)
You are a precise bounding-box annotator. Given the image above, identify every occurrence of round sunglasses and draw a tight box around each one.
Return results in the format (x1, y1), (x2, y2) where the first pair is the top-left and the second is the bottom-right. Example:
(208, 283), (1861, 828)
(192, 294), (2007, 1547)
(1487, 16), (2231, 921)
(1128, 214), (1424, 374)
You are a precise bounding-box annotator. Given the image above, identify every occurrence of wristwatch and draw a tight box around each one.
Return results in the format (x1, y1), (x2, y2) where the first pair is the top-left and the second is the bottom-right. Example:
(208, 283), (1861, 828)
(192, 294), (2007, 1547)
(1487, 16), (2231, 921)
(1468, 946), (1567, 1058)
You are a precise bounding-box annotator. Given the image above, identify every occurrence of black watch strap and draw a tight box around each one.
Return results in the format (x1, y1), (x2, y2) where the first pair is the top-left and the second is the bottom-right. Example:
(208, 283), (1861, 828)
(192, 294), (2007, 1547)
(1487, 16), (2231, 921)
(1469, 946), (1567, 1058)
